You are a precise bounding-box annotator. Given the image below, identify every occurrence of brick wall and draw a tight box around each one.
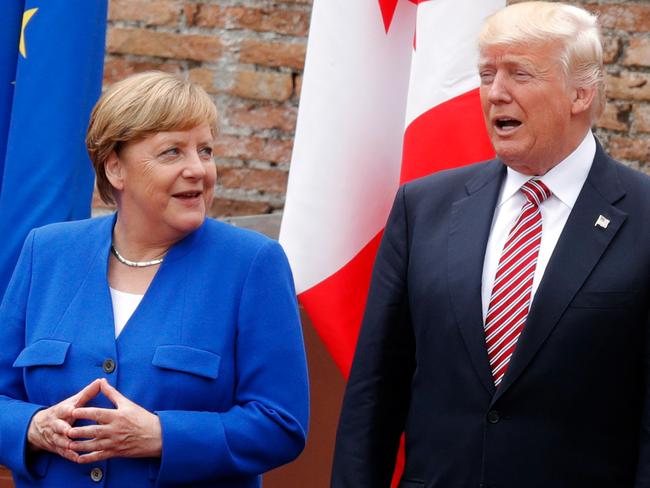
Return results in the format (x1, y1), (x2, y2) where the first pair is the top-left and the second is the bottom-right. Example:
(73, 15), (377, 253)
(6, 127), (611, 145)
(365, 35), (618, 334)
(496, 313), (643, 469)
(583, 1), (650, 169)
(99, 0), (310, 217)
(99, 0), (649, 217)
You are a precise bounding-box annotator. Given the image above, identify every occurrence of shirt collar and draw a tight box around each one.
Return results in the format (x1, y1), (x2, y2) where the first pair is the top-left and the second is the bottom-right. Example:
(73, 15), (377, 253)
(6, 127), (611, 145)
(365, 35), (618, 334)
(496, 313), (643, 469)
(497, 131), (596, 209)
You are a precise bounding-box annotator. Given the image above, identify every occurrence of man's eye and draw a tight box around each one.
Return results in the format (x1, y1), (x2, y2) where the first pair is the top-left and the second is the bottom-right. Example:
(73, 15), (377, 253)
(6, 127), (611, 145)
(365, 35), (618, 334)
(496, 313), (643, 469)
(480, 72), (495, 84)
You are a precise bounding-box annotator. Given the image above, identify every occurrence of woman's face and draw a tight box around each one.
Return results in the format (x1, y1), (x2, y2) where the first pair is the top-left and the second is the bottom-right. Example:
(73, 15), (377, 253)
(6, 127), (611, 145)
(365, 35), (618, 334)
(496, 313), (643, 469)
(109, 124), (216, 243)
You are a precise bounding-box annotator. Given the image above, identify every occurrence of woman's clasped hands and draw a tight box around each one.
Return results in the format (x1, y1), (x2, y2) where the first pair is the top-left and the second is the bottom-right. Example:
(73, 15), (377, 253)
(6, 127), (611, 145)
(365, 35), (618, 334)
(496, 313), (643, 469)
(27, 378), (162, 463)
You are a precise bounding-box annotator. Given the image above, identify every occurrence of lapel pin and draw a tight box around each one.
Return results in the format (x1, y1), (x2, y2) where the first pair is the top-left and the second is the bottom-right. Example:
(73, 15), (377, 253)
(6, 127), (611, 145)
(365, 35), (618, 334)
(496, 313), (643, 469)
(595, 215), (610, 229)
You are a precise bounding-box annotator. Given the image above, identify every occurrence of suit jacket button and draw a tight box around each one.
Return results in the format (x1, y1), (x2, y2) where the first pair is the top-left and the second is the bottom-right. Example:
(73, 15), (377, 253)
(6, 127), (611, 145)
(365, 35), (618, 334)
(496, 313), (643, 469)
(90, 467), (103, 482)
(102, 358), (116, 374)
(487, 410), (500, 424)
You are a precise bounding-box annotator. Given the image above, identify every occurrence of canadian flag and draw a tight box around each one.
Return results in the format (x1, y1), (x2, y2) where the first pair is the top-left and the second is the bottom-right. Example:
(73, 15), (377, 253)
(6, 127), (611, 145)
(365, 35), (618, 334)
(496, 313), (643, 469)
(281, 0), (504, 376)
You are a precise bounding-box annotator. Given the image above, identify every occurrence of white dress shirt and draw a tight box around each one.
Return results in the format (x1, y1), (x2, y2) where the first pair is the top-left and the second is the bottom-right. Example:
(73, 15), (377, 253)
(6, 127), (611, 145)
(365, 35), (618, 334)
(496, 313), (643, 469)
(481, 132), (596, 322)
(109, 287), (144, 338)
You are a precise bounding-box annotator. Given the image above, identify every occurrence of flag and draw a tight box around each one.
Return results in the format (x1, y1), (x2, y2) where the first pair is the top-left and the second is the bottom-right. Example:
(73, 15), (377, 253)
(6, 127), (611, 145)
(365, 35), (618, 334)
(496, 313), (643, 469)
(0, 2), (24, 186)
(281, 0), (504, 374)
(0, 0), (108, 297)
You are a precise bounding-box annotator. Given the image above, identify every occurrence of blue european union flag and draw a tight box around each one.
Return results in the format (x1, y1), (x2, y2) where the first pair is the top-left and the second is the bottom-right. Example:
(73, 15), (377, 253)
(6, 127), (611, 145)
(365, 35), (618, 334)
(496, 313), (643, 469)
(0, 0), (107, 297)
(0, 1), (24, 185)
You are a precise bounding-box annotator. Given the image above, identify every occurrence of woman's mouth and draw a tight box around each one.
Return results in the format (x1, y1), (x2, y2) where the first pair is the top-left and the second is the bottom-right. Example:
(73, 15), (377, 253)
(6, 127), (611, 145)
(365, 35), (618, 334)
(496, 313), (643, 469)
(173, 191), (202, 199)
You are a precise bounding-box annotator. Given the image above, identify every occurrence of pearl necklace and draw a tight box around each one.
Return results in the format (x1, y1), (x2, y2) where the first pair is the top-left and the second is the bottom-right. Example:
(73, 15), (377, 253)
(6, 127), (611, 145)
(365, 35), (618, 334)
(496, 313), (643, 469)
(111, 245), (164, 268)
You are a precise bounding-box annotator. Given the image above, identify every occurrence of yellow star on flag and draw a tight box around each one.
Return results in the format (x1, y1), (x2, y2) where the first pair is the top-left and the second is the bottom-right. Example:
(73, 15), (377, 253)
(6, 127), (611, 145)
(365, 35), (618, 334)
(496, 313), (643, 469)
(19, 8), (38, 58)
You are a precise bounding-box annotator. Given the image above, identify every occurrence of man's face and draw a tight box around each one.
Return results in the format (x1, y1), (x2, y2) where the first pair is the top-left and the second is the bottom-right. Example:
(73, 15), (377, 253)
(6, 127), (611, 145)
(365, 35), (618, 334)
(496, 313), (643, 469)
(479, 43), (578, 176)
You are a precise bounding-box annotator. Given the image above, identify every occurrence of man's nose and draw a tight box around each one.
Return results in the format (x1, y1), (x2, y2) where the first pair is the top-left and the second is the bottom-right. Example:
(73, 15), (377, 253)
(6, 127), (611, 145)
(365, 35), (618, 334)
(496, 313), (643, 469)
(487, 71), (512, 104)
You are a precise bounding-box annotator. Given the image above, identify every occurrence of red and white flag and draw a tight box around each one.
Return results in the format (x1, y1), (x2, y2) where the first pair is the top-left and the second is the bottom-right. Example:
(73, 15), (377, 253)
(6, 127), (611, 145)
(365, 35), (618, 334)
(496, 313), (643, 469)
(280, 0), (504, 377)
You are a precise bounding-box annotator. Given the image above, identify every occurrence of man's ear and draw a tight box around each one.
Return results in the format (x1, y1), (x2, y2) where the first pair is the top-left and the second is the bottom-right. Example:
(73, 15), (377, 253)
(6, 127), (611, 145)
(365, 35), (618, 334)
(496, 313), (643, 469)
(105, 151), (125, 191)
(571, 85), (597, 116)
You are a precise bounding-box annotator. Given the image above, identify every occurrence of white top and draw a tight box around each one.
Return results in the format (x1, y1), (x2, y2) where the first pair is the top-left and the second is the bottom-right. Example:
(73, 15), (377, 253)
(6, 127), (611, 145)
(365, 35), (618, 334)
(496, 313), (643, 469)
(109, 287), (144, 338)
(481, 131), (596, 322)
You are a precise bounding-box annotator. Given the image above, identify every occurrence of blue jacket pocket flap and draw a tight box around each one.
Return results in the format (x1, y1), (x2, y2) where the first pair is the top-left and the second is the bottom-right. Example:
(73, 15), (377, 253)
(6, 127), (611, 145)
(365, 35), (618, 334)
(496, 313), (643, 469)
(13, 339), (71, 367)
(152, 345), (220, 379)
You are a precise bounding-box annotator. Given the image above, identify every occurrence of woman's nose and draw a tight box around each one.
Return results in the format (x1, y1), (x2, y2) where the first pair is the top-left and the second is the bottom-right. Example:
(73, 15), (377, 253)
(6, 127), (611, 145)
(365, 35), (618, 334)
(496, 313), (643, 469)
(182, 151), (208, 178)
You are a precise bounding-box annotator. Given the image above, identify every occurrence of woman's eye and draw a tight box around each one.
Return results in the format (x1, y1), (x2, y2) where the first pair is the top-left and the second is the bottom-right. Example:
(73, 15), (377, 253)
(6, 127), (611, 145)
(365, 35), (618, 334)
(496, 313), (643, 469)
(199, 147), (213, 158)
(160, 147), (179, 157)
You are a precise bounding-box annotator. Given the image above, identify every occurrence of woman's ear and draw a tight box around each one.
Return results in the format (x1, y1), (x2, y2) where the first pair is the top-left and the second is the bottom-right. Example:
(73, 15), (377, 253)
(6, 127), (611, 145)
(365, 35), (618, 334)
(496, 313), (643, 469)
(105, 150), (125, 191)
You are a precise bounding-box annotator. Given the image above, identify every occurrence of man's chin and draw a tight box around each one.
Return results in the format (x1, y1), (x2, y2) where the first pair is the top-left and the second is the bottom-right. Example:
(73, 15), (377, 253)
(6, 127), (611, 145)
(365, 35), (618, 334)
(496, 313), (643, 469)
(496, 152), (542, 176)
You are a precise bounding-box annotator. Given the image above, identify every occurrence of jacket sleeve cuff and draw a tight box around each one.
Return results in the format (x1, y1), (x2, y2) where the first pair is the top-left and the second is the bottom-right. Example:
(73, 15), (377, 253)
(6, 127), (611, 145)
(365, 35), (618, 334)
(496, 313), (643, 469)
(154, 410), (232, 484)
(0, 399), (44, 480)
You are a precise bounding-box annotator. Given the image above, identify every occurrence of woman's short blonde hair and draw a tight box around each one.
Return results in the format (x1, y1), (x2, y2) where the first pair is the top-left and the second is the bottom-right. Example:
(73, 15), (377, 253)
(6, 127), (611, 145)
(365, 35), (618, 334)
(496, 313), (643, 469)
(479, 1), (605, 119)
(86, 71), (218, 205)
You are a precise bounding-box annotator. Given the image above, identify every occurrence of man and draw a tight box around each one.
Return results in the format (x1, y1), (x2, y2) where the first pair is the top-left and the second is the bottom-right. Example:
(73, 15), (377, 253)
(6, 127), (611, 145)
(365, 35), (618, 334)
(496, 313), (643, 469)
(331, 2), (650, 487)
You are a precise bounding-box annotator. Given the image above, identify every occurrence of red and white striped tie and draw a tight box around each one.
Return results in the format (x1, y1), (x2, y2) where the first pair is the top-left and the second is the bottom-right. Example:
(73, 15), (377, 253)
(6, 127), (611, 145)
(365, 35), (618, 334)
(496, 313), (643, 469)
(485, 179), (551, 387)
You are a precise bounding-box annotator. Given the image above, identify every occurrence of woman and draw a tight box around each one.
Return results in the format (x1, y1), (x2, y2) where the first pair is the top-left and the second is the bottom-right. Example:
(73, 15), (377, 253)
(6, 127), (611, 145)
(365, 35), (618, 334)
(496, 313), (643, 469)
(0, 72), (309, 488)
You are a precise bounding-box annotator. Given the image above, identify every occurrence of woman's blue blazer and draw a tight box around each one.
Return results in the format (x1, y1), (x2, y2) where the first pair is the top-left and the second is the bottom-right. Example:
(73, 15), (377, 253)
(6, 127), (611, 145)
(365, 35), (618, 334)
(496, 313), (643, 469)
(0, 215), (309, 487)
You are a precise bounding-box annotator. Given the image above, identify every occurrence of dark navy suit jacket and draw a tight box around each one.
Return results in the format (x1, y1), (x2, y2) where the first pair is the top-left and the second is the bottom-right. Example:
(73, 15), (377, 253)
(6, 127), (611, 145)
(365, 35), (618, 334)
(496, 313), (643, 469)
(0, 215), (309, 488)
(332, 140), (650, 488)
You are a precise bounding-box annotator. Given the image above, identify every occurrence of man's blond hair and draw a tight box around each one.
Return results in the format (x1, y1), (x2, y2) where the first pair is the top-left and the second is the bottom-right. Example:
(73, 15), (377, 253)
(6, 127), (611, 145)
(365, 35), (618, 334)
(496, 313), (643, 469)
(479, 1), (605, 119)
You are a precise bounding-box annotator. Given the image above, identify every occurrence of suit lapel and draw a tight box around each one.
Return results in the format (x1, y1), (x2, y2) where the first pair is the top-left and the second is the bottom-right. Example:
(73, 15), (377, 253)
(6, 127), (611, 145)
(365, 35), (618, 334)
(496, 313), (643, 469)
(448, 160), (504, 396)
(493, 144), (628, 402)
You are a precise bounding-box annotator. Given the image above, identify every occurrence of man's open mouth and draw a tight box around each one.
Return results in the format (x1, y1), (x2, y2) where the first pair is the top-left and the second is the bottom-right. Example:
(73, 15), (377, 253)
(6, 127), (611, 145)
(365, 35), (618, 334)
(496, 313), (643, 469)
(495, 117), (522, 130)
